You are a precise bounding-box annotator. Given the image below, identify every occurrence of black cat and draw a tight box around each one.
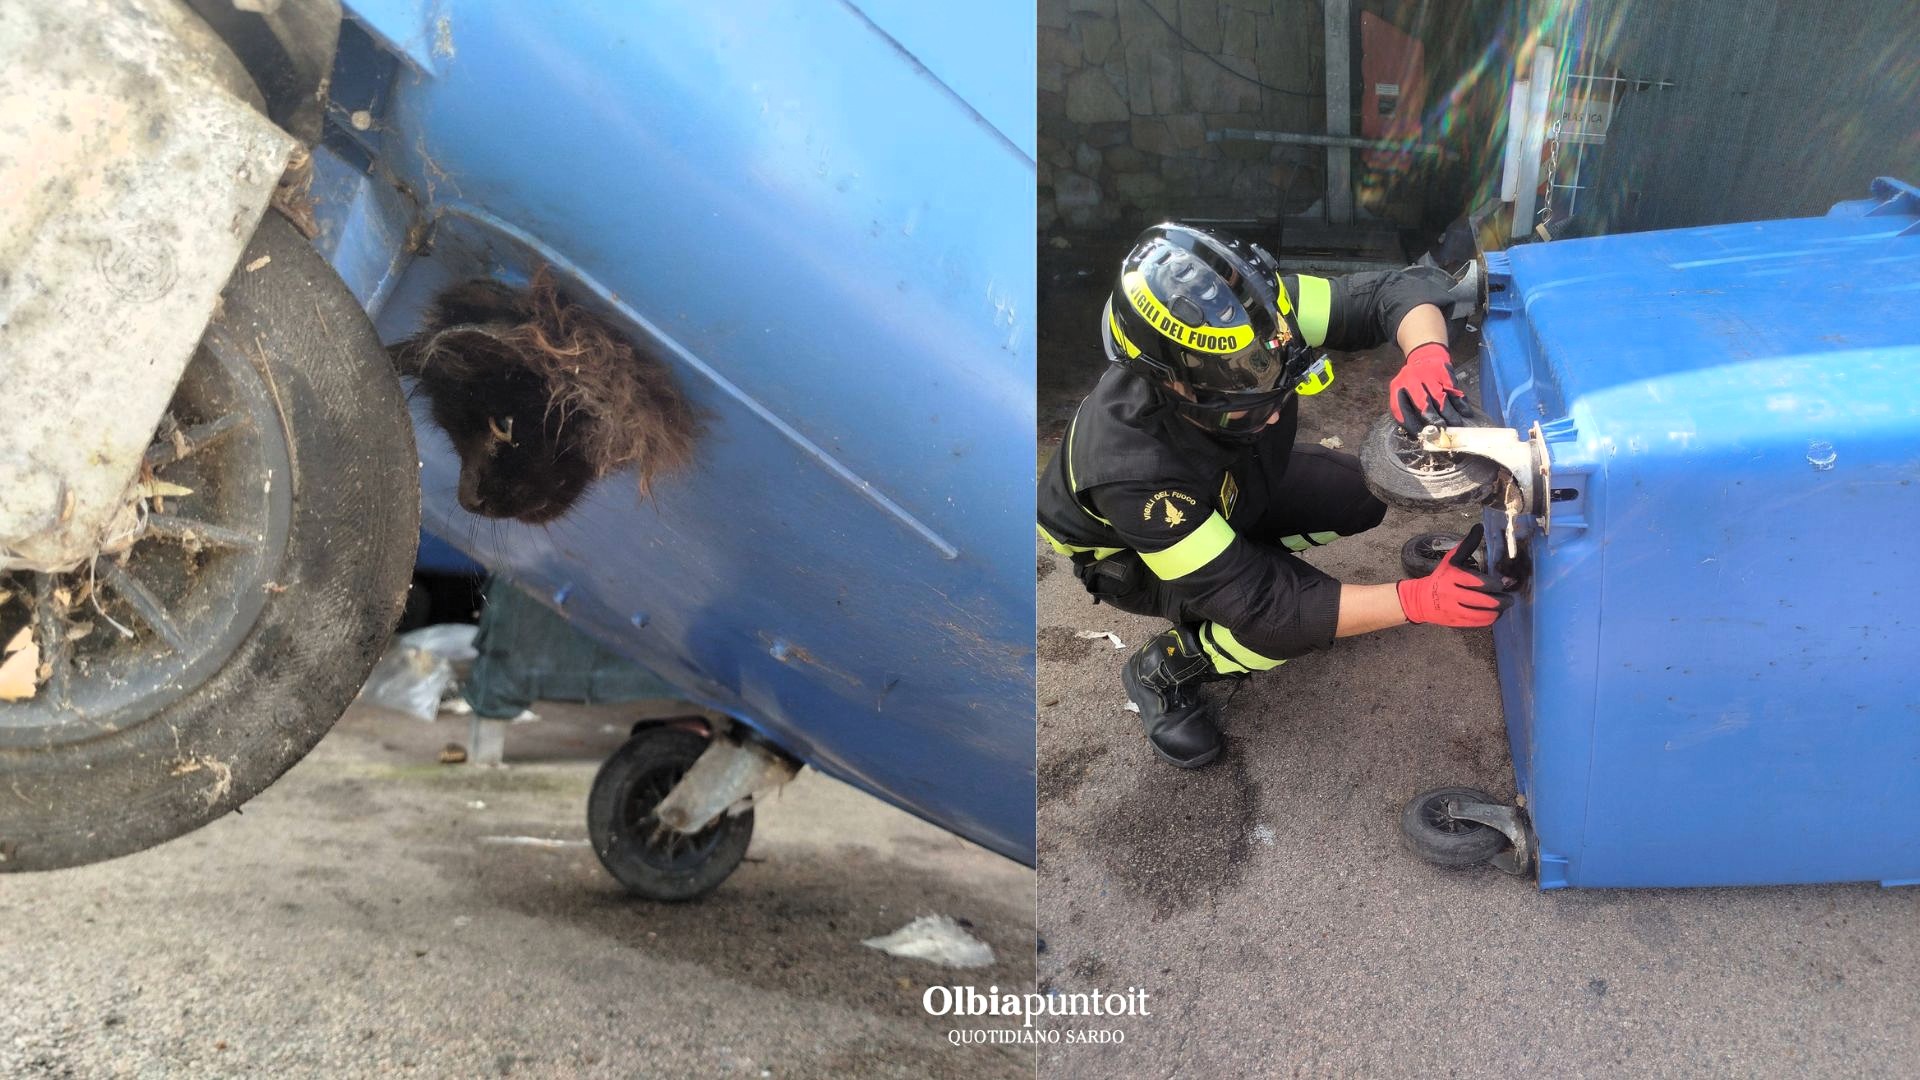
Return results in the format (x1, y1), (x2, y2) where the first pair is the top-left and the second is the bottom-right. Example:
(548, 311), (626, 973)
(390, 271), (703, 524)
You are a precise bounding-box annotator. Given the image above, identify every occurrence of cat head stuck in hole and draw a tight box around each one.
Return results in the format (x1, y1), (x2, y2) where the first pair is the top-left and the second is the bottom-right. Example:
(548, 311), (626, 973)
(391, 270), (705, 524)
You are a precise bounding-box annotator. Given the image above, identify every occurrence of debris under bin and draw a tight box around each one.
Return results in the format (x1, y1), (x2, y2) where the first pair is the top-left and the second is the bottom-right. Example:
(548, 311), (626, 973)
(862, 915), (996, 969)
(356, 623), (479, 722)
(357, 577), (680, 765)
(461, 577), (680, 764)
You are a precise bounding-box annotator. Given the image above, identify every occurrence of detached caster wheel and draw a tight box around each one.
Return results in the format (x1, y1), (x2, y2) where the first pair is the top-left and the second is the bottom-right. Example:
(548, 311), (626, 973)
(588, 726), (753, 901)
(1401, 786), (1509, 867)
(1400, 532), (1476, 578)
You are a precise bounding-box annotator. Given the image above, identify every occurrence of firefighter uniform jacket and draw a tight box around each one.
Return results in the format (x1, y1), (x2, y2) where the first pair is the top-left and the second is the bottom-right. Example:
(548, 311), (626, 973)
(1037, 268), (1456, 663)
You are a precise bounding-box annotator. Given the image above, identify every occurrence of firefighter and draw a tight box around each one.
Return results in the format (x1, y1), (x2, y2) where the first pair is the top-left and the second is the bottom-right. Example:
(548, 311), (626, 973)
(1037, 223), (1514, 769)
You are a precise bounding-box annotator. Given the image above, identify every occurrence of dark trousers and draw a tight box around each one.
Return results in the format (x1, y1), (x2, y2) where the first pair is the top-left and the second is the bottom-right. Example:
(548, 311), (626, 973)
(1075, 444), (1386, 638)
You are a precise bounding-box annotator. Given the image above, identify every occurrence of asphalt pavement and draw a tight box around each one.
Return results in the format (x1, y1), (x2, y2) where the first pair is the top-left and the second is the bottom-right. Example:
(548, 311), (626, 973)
(0, 703), (1034, 1079)
(1032, 242), (1920, 1079)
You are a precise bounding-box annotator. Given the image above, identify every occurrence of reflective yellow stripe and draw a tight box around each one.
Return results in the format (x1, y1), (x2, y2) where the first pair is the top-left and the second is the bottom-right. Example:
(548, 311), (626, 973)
(1064, 411), (1082, 492)
(1295, 274), (1332, 347)
(1062, 410), (1111, 526)
(1199, 633), (1249, 675)
(1122, 270), (1255, 354)
(1138, 511), (1234, 580)
(1273, 274), (1292, 317)
(1107, 305), (1141, 358)
(1036, 525), (1121, 560)
(1279, 530), (1343, 552)
(1204, 622), (1286, 672)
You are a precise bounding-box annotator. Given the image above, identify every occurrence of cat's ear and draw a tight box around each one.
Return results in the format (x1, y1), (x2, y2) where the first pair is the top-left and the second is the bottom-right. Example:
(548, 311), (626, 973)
(387, 337), (429, 376)
(392, 326), (518, 380)
(428, 279), (529, 328)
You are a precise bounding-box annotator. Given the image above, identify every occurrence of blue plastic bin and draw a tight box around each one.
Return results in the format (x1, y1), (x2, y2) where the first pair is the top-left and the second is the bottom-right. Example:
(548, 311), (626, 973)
(1479, 178), (1920, 889)
(312, 1), (1037, 863)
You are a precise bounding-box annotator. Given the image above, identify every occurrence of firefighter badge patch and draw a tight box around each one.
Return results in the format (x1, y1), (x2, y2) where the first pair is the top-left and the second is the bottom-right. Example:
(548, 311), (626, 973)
(1143, 490), (1200, 530)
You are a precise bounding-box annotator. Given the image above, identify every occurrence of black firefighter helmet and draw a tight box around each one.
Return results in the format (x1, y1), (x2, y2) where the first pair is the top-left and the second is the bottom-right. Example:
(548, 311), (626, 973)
(1102, 223), (1314, 441)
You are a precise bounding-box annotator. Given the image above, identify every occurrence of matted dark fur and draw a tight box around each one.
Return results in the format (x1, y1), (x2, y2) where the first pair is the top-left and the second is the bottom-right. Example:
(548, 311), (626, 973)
(390, 269), (705, 523)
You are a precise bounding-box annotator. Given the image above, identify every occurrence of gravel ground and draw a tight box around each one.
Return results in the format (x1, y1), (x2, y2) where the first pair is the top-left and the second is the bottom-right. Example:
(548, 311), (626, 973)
(1032, 240), (1920, 1078)
(0, 703), (1034, 1079)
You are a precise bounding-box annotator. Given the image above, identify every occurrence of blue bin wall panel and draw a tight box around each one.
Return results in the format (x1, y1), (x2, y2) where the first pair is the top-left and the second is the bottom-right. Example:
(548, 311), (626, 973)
(1480, 185), (1920, 888)
(332, 1), (1037, 862)
(845, 0), (1037, 160)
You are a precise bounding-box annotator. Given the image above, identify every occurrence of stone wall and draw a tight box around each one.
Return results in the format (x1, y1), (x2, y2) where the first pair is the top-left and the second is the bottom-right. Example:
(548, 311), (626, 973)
(1039, 0), (1329, 232)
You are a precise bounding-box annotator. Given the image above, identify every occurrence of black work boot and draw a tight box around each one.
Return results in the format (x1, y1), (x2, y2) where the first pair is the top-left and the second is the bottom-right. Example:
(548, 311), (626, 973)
(1121, 624), (1232, 769)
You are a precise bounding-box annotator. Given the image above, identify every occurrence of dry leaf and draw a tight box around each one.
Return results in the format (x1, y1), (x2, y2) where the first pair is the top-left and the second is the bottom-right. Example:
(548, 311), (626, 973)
(3, 626), (29, 655)
(137, 480), (195, 499)
(0, 641), (39, 701)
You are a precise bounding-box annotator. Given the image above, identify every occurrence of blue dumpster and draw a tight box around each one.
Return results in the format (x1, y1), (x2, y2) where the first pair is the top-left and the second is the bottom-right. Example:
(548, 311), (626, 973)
(1479, 177), (1920, 889)
(311, 1), (1037, 864)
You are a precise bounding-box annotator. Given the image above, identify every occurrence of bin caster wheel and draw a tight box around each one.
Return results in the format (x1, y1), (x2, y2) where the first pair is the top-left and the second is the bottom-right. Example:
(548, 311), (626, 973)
(0, 213), (418, 872)
(1400, 531), (1479, 578)
(588, 726), (753, 901)
(1360, 412), (1503, 512)
(1401, 786), (1509, 867)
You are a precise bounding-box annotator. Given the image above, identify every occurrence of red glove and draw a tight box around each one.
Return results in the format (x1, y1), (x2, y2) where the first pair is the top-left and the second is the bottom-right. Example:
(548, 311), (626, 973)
(1388, 341), (1466, 432)
(1397, 523), (1513, 627)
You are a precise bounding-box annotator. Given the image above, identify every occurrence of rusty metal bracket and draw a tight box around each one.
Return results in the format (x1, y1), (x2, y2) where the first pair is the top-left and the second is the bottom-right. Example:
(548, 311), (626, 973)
(1418, 422), (1549, 512)
(1444, 798), (1536, 878)
(654, 736), (802, 836)
(1420, 421), (1552, 557)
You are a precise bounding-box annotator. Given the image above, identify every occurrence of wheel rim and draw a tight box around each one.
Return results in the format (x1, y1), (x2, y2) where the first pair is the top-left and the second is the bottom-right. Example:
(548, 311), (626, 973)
(0, 325), (293, 748)
(1422, 795), (1487, 835)
(619, 761), (731, 872)
(1387, 425), (1474, 479)
(1413, 534), (1460, 561)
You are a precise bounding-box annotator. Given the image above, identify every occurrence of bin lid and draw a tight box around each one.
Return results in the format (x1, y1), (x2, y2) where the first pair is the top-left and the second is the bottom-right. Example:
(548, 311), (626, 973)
(1502, 178), (1920, 438)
